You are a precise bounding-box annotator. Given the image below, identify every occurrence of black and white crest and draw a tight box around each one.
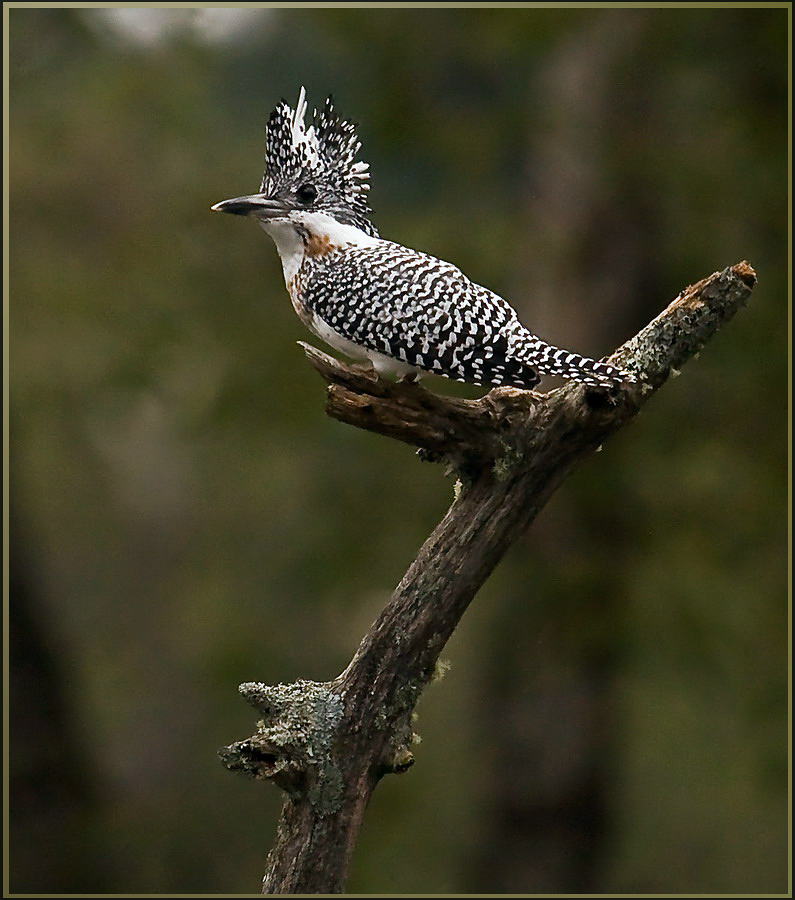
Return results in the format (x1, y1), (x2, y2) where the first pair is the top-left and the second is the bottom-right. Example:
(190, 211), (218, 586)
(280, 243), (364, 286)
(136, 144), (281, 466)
(261, 87), (378, 236)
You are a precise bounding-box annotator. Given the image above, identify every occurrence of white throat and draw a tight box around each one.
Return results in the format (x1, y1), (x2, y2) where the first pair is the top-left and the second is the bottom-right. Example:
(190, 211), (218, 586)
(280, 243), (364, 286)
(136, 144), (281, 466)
(259, 211), (380, 285)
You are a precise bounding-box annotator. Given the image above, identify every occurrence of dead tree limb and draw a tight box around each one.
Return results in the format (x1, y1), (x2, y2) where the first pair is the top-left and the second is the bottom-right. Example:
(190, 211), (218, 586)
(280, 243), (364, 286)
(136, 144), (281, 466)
(220, 261), (756, 894)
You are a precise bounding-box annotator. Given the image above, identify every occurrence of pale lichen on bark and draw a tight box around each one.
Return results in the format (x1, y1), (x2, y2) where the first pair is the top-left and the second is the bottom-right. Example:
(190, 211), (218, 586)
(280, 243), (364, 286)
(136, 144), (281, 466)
(221, 680), (345, 816)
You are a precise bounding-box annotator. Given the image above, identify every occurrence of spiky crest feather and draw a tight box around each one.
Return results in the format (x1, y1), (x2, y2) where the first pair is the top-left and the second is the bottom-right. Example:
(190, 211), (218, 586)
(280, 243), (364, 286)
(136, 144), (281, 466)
(261, 87), (377, 236)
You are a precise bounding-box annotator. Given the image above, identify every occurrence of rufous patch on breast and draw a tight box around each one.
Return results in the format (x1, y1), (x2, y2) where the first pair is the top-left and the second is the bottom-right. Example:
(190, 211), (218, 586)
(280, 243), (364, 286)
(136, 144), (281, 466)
(304, 232), (339, 257)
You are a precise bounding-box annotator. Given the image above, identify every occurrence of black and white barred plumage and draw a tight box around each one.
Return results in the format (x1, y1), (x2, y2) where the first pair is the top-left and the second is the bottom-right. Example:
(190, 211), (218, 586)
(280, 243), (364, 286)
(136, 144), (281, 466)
(212, 88), (634, 390)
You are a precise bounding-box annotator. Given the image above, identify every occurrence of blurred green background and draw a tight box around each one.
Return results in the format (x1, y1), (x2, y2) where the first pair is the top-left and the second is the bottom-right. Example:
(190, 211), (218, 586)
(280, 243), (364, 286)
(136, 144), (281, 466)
(8, 6), (788, 895)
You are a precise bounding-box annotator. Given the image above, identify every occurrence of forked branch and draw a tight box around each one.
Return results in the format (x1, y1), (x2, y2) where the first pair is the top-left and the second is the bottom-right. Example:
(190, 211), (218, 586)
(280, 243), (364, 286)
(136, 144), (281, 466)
(221, 261), (756, 894)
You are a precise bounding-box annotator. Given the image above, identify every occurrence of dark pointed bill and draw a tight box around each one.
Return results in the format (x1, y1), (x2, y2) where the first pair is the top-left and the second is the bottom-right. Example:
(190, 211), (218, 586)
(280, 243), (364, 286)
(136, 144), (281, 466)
(211, 195), (287, 218)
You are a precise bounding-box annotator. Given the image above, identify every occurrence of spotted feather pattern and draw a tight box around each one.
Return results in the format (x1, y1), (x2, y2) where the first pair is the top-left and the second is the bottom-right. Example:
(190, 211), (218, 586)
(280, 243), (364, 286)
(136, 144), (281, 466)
(294, 241), (630, 389)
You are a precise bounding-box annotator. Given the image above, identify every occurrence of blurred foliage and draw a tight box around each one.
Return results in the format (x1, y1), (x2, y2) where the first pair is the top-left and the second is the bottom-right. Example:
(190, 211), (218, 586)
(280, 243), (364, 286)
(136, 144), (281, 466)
(9, 6), (788, 895)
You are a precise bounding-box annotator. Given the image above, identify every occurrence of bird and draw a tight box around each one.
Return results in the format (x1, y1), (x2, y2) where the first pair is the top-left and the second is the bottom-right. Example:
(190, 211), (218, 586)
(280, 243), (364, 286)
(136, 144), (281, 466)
(212, 88), (634, 391)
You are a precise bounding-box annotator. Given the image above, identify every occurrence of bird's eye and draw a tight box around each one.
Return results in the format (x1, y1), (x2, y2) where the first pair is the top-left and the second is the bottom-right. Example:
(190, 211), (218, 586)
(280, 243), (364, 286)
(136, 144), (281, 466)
(296, 183), (318, 205)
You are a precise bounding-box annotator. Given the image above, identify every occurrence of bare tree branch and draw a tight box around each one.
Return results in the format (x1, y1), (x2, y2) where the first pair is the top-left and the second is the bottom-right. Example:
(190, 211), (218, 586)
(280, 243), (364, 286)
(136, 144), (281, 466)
(220, 261), (756, 894)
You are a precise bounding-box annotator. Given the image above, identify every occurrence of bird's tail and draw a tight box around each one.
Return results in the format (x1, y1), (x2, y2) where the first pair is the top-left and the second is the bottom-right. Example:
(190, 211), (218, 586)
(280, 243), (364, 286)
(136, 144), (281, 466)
(514, 333), (635, 388)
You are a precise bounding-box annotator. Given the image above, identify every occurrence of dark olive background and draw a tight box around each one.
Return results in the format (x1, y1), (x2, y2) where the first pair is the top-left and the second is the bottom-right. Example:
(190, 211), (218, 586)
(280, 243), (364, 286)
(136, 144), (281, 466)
(9, 7), (787, 894)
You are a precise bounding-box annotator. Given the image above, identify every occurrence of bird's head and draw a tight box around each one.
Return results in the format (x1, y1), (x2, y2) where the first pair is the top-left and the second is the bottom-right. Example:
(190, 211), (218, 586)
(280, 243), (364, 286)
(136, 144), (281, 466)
(212, 87), (378, 238)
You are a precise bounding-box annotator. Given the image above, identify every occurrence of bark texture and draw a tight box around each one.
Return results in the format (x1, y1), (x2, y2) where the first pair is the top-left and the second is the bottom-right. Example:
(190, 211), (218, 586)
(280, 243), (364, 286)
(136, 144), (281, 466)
(219, 262), (756, 893)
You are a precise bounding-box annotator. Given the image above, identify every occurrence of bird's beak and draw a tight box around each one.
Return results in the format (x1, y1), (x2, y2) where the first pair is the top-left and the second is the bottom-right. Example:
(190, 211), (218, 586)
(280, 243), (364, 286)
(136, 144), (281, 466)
(211, 194), (288, 218)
